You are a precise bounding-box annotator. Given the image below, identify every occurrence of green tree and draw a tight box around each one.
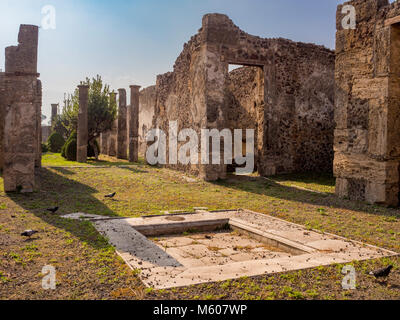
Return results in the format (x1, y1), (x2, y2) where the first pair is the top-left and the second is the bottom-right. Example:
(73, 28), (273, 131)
(61, 75), (117, 159)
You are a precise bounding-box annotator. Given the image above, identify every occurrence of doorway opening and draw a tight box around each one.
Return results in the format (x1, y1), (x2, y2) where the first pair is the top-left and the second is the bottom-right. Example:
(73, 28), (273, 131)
(226, 63), (264, 175)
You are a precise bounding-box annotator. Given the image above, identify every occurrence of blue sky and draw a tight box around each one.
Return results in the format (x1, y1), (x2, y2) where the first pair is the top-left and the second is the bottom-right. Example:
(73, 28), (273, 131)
(0, 0), (344, 123)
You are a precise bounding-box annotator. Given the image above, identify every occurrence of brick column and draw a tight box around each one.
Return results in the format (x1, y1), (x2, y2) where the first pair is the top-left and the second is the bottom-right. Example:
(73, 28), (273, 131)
(129, 85), (141, 162)
(117, 89), (128, 159)
(108, 92), (117, 157)
(77, 85), (89, 163)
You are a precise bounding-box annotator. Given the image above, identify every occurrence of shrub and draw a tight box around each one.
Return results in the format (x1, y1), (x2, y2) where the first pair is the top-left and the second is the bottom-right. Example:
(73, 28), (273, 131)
(61, 131), (77, 159)
(41, 143), (49, 153)
(65, 138), (77, 161)
(47, 132), (65, 153)
(61, 131), (99, 161)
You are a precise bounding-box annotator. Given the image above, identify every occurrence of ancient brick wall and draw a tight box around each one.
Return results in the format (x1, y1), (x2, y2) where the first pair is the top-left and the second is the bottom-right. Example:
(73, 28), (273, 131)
(334, 0), (400, 206)
(1, 25), (41, 192)
(152, 14), (335, 180)
(227, 66), (334, 173)
(152, 33), (209, 178)
(139, 85), (156, 155)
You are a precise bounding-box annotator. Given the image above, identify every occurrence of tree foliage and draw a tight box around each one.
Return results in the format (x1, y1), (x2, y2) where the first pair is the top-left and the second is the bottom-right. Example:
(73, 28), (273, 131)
(51, 115), (68, 139)
(59, 75), (117, 145)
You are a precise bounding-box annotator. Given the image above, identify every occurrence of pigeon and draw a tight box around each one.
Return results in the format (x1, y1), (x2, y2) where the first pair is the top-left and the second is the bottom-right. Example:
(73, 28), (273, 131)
(46, 206), (59, 214)
(21, 230), (39, 238)
(105, 192), (116, 199)
(370, 265), (393, 280)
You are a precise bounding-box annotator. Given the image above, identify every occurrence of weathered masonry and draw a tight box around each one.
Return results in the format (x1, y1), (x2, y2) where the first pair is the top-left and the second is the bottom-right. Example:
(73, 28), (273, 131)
(334, 0), (400, 206)
(99, 87), (142, 163)
(138, 86), (156, 155)
(152, 14), (335, 181)
(0, 25), (42, 192)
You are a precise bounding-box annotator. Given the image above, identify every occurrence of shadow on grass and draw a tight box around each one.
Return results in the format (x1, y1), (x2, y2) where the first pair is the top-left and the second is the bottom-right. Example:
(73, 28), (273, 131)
(214, 173), (400, 219)
(51, 167), (75, 175)
(7, 168), (118, 250)
(271, 172), (335, 189)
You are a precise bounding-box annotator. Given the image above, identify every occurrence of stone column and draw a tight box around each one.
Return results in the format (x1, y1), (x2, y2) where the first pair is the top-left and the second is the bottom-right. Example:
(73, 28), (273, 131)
(129, 85), (141, 162)
(35, 80), (42, 168)
(107, 92), (117, 157)
(51, 103), (58, 127)
(3, 25), (40, 193)
(77, 85), (89, 163)
(117, 89), (128, 159)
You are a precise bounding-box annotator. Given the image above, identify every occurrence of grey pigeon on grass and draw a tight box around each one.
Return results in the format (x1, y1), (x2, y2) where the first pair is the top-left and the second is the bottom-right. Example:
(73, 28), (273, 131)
(46, 206), (59, 214)
(370, 265), (393, 280)
(21, 230), (39, 238)
(105, 192), (116, 199)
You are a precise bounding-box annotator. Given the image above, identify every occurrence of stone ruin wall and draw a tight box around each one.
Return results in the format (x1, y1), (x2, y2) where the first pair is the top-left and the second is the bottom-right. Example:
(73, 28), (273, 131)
(334, 0), (400, 206)
(0, 25), (42, 192)
(227, 65), (334, 173)
(139, 85), (156, 155)
(152, 32), (208, 178)
(151, 14), (335, 180)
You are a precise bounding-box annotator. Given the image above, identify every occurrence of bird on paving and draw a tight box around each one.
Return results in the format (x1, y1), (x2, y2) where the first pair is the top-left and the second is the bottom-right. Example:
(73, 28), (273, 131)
(370, 265), (393, 280)
(21, 230), (39, 238)
(46, 206), (59, 214)
(105, 192), (116, 198)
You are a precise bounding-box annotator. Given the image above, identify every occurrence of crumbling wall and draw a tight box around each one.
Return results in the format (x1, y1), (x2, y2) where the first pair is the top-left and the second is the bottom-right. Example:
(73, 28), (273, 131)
(139, 85), (156, 155)
(1, 25), (41, 192)
(152, 14), (335, 180)
(334, 0), (400, 206)
(153, 32), (210, 178)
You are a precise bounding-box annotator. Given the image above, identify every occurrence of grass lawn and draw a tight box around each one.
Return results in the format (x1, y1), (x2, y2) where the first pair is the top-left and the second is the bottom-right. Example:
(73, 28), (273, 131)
(0, 153), (399, 300)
